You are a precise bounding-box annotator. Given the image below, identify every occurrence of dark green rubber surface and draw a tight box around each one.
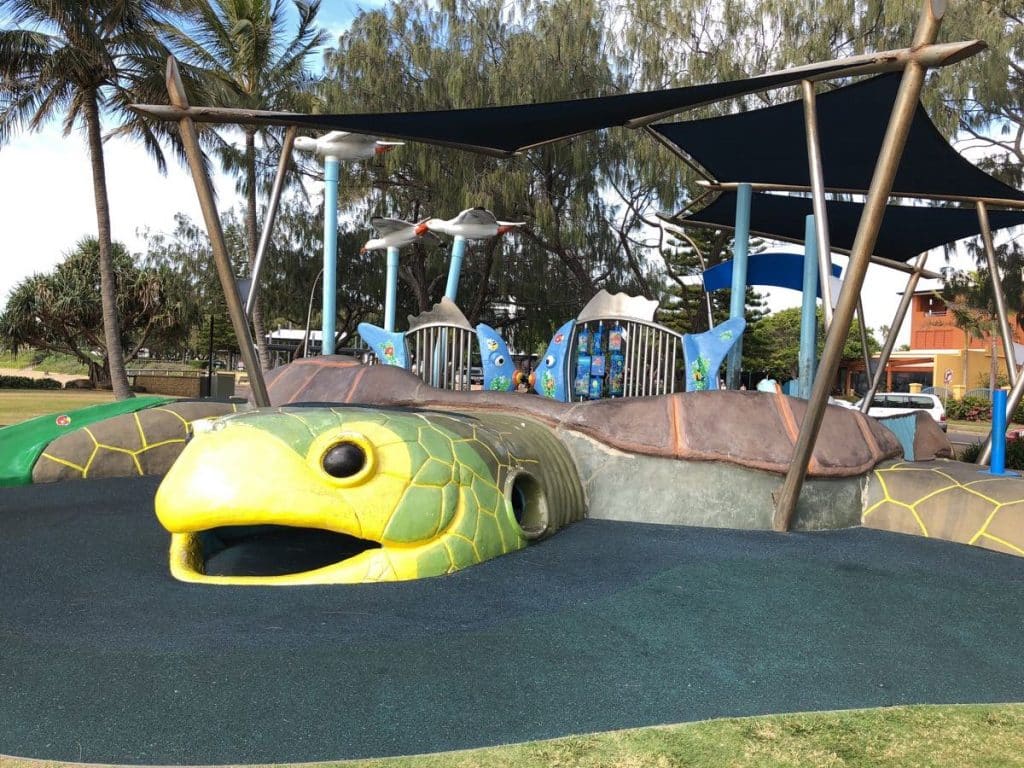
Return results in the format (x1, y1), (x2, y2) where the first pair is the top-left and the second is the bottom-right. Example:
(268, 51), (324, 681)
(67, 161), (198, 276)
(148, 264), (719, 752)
(1, 476), (1023, 765)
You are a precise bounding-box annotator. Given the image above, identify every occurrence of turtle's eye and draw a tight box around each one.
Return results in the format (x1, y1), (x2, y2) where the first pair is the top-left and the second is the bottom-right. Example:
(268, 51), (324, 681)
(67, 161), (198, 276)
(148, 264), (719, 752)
(322, 441), (366, 478)
(545, 355), (555, 367)
(493, 354), (506, 366)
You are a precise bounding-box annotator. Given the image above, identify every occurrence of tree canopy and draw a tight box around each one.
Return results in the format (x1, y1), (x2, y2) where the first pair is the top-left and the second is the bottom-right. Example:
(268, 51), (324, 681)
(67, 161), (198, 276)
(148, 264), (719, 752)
(3, 0), (1021, 374)
(744, 306), (879, 382)
(0, 238), (192, 386)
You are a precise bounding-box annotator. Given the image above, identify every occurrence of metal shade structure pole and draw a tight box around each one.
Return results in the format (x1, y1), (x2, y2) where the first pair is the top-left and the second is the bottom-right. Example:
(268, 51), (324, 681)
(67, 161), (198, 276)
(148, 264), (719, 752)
(163, 58), (269, 407)
(726, 182), (752, 388)
(799, 215), (819, 398)
(445, 235), (469, 301)
(861, 250), (929, 411)
(977, 200), (1018, 386)
(977, 357), (1024, 465)
(384, 246), (400, 332)
(246, 126), (297, 318)
(773, 0), (945, 532)
(801, 79), (835, 330)
(322, 155), (340, 355)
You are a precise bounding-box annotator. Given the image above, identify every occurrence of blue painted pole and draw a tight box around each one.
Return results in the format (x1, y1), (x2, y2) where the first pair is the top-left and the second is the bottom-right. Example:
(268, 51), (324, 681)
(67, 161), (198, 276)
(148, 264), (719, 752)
(726, 182), (752, 389)
(384, 246), (399, 333)
(445, 235), (468, 301)
(322, 155), (340, 355)
(798, 215), (819, 399)
(987, 388), (1016, 475)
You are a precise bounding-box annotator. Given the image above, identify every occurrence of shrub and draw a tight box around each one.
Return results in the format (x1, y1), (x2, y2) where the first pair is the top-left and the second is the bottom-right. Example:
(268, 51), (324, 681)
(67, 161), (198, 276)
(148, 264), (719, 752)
(946, 394), (1024, 423)
(0, 375), (62, 390)
(961, 435), (1024, 470)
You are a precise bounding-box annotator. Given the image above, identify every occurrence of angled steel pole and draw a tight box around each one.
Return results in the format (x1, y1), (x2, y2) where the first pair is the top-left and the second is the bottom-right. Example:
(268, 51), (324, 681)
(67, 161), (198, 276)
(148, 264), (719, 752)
(977, 200), (1018, 386)
(977, 358), (1024, 465)
(246, 126), (297, 318)
(164, 58), (269, 407)
(773, 0), (945, 531)
(973, 200), (1020, 466)
(861, 250), (929, 411)
(802, 79), (835, 330)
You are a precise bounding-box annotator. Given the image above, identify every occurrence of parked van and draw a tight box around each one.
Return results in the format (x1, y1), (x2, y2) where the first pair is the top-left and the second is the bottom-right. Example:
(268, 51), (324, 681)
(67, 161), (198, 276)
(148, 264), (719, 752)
(854, 392), (947, 431)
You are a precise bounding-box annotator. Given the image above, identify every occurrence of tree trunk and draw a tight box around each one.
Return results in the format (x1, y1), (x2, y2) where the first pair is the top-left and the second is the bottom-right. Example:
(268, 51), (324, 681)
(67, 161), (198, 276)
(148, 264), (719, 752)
(83, 93), (133, 399)
(245, 129), (271, 371)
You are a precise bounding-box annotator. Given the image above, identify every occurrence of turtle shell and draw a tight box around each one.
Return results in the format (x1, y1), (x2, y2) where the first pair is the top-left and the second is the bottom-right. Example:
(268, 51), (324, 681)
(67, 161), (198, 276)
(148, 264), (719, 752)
(259, 357), (904, 479)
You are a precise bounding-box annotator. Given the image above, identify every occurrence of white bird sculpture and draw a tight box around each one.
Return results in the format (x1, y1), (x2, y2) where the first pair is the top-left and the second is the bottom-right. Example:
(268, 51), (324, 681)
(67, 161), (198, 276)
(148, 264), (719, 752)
(361, 217), (439, 254)
(293, 131), (403, 161)
(414, 207), (524, 240)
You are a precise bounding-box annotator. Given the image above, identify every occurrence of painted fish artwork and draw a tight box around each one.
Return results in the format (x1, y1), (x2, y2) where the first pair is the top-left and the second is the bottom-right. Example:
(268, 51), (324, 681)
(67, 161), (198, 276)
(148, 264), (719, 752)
(357, 323), (408, 368)
(535, 319), (574, 401)
(476, 323), (516, 392)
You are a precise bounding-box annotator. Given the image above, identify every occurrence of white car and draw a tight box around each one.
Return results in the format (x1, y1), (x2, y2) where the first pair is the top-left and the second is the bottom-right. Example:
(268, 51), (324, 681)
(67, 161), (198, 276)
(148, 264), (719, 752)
(854, 392), (947, 432)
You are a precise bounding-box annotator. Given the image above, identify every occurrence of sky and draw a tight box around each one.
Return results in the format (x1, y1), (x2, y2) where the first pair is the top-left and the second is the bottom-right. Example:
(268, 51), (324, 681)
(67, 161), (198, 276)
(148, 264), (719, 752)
(0, 1), (993, 348)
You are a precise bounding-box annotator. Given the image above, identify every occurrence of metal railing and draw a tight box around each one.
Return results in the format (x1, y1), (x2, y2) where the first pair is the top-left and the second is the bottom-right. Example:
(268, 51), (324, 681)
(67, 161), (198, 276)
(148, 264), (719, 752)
(568, 319), (682, 401)
(407, 324), (478, 391)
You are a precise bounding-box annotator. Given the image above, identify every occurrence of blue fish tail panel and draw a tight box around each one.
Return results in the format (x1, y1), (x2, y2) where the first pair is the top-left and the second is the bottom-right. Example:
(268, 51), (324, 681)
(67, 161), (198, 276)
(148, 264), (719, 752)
(475, 324), (516, 392)
(682, 317), (746, 392)
(357, 323), (408, 368)
(534, 319), (574, 401)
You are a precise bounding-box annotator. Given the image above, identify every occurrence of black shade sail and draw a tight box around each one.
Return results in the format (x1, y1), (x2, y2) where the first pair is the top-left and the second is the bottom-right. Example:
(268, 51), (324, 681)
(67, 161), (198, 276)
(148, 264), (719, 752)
(677, 192), (1024, 262)
(189, 64), (852, 157)
(652, 75), (1024, 202)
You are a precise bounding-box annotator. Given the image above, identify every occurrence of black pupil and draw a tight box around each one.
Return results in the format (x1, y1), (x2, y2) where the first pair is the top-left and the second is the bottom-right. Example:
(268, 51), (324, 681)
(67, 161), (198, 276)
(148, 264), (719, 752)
(322, 442), (366, 478)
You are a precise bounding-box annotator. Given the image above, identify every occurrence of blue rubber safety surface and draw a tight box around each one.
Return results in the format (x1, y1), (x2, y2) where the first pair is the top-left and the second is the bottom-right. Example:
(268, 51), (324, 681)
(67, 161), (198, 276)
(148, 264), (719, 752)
(1, 476), (1023, 765)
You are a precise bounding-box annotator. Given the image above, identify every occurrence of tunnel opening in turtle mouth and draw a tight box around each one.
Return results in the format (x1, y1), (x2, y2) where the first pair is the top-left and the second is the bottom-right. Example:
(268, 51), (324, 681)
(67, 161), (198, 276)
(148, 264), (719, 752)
(197, 525), (381, 577)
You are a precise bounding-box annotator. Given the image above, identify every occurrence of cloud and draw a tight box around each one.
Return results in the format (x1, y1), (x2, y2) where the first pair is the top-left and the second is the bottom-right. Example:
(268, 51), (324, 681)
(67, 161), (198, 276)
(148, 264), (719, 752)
(0, 123), (240, 309)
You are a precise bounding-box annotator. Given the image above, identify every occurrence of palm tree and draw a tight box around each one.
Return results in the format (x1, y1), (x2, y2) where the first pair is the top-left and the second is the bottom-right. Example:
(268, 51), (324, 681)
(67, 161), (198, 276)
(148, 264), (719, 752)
(164, 0), (326, 370)
(0, 1), (189, 399)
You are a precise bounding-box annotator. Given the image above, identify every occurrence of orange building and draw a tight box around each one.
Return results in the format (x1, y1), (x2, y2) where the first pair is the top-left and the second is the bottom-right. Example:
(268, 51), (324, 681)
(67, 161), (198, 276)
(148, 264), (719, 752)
(841, 286), (1021, 396)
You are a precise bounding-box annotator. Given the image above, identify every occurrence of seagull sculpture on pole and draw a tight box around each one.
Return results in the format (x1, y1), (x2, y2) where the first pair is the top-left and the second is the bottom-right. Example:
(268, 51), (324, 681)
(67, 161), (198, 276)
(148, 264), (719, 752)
(293, 131), (403, 160)
(415, 208), (524, 301)
(361, 218), (438, 333)
(294, 132), (403, 355)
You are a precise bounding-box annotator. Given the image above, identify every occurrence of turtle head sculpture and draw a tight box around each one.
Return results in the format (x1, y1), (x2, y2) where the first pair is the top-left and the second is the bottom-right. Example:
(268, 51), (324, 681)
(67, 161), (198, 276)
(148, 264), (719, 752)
(155, 406), (585, 585)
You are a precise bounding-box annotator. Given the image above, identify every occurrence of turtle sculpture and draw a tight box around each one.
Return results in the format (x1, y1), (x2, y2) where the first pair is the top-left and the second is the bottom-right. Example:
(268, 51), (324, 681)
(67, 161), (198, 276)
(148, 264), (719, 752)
(151, 356), (921, 585)
(156, 406), (584, 585)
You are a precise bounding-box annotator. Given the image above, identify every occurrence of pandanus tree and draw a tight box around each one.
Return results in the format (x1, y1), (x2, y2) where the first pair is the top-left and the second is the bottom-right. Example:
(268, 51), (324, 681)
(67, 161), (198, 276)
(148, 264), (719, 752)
(0, 237), (194, 387)
(161, 0), (326, 370)
(0, 0), (198, 397)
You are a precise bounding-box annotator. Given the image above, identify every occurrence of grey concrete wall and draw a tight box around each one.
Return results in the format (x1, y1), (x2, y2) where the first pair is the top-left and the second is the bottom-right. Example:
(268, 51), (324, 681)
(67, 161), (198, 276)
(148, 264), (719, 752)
(557, 429), (865, 531)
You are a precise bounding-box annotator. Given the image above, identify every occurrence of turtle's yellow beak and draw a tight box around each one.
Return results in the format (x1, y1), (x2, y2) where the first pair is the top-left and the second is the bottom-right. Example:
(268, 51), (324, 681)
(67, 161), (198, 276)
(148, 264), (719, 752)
(156, 425), (363, 536)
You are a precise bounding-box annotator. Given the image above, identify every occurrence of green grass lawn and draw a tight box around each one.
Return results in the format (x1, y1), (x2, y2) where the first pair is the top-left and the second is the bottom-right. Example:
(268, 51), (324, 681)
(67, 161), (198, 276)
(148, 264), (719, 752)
(0, 705), (1020, 768)
(0, 349), (91, 376)
(0, 389), (115, 425)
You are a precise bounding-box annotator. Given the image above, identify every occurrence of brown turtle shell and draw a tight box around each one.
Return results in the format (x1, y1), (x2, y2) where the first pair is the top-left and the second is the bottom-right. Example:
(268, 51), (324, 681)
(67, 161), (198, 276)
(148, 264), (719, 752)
(260, 356), (904, 478)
